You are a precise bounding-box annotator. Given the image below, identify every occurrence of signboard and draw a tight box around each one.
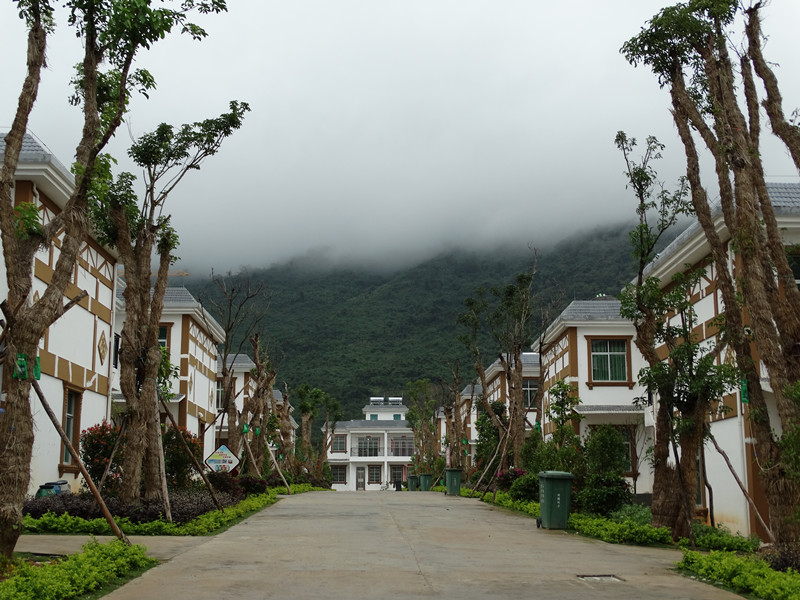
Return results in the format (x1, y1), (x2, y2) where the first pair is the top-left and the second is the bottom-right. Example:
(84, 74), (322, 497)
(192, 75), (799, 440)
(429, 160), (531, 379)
(205, 445), (240, 473)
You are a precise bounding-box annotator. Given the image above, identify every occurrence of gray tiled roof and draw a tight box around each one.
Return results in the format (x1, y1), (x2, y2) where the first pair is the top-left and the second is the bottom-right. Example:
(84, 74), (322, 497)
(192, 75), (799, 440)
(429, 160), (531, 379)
(460, 382), (482, 397)
(335, 420), (413, 430)
(116, 286), (200, 308)
(558, 297), (624, 322)
(645, 181), (800, 275)
(1, 132), (73, 181)
(217, 354), (256, 373)
(574, 404), (643, 414)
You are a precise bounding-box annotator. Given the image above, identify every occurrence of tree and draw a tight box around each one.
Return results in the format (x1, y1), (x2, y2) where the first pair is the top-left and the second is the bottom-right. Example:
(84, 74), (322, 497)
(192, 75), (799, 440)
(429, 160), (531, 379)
(91, 102), (248, 505)
(0, 0), (227, 558)
(241, 333), (278, 474)
(405, 379), (440, 475)
(623, 0), (800, 542)
(439, 362), (472, 471)
(617, 132), (740, 540)
(201, 271), (267, 458)
(458, 262), (537, 471)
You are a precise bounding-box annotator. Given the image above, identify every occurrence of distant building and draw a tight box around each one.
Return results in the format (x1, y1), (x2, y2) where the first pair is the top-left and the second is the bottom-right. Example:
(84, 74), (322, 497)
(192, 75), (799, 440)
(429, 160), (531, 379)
(327, 397), (414, 490)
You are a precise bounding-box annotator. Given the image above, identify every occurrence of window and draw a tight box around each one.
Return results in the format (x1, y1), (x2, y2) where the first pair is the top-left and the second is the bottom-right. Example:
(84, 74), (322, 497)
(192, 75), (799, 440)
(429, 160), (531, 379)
(393, 414), (401, 420)
(332, 434), (347, 453)
(391, 465), (404, 483)
(158, 324), (170, 349)
(368, 465), (381, 484)
(113, 333), (121, 369)
(369, 414), (378, 421)
(216, 380), (225, 411)
(523, 379), (538, 408)
(390, 436), (414, 457)
(358, 437), (380, 457)
(60, 388), (82, 473)
(586, 336), (634, 389)
(331, 465), (347, 484)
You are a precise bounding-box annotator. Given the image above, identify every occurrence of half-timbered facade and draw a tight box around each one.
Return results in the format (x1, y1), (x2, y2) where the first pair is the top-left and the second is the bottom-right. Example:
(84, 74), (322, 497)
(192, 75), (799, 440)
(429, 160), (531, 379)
(1, 133), (118, 493)
(537, 297), (654, 495)
(112, 286), (224, 458)
(436, 353), (539, 466)
(637, 181), (800, 539)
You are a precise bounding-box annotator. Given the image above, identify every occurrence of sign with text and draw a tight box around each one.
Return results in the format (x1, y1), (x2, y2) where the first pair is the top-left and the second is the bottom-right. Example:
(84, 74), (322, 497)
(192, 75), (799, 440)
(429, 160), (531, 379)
(205, 445), (240, 473)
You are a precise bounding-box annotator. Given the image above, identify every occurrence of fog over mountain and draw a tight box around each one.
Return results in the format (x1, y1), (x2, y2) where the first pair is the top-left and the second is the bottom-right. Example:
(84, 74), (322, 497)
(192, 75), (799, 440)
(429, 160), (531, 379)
(2, 1), (799, 273)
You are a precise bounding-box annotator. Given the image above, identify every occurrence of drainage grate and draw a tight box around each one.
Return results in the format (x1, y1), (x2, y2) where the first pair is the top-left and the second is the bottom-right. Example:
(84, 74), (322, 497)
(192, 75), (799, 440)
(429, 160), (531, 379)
(577, 575), (623, 582)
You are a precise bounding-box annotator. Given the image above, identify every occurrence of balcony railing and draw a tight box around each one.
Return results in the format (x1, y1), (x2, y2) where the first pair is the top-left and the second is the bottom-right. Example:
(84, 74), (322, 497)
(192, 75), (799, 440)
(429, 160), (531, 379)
(350, 447), (383, 457)
(348, 446), (416, 457)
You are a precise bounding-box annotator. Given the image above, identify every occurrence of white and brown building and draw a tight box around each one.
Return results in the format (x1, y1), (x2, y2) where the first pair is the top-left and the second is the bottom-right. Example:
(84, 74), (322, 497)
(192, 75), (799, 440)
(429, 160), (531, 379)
(1, 133), (118, 493)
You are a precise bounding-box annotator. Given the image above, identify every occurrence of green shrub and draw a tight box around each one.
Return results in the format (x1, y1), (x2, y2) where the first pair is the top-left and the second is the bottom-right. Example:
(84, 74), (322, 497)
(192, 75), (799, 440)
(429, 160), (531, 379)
(609, 503), (652, 526)
(679, 550), (800, 600)
(575, 473), (632, 517)
(0, 539), (155, 600)
(679, 522), (761, 553)
(24, 484), (319, 536)
(568, 513), (671, 545)
(509, 473), (539, 502)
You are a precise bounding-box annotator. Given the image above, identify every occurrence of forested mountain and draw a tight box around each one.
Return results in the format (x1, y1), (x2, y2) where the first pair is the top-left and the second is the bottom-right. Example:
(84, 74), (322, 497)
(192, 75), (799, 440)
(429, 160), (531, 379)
(185, 220), (643, 420)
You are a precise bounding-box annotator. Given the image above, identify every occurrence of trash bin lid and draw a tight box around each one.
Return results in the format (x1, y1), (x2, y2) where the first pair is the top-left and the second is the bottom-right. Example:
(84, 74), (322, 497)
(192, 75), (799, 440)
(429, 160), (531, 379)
(537, 470), (574, 479)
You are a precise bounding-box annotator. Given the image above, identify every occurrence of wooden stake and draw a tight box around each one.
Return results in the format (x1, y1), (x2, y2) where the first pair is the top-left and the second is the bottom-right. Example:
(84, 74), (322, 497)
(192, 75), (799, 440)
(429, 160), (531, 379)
(158, 392), (224, 512)
(31, 380), (130, 545)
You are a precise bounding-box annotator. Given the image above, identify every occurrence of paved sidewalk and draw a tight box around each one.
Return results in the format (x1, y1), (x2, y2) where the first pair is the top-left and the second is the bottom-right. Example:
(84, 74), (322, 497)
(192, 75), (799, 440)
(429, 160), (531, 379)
(22, 492), (742, 599)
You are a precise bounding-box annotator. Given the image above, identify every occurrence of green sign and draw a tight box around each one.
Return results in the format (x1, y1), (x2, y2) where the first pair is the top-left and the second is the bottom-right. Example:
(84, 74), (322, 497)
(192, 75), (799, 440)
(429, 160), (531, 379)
(740, 380), (749, 404)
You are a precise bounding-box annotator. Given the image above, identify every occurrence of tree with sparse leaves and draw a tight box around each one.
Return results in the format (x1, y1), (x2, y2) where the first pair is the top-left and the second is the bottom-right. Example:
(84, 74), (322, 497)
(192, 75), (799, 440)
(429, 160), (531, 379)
(90, 102), (248, 506)
(0, 0), (228, 558)
(623, 0), (800, 543)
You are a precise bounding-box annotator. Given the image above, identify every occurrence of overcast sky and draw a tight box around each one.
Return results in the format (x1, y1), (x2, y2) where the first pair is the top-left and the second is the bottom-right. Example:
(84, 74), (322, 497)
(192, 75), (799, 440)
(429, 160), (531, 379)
(2, 1), (799, 273)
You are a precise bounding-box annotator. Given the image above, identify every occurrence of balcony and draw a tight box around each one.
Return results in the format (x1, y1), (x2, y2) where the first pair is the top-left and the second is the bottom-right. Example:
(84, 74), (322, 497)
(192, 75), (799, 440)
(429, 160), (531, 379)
(351, 446), (384, 457)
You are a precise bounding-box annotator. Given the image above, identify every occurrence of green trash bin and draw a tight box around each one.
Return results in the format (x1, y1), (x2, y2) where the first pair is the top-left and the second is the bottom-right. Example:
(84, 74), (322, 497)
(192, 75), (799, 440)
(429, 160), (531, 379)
(445, 468), (462, 496)
(538, 471), (574, 529)
(407, 475), (419, 491)
(419, 473), (432, 491)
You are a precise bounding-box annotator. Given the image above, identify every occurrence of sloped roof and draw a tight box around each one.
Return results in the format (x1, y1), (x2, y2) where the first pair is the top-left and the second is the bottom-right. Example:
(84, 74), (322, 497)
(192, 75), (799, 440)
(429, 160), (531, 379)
(574, 404), (643, 415)
(460, 382), (482, 397)
(217, 354), (256, 374)
(0, 132), (72, 181)
(645, 181), (800, 277)
(334, 420), (413, 431)
(557, 297), (624, 322)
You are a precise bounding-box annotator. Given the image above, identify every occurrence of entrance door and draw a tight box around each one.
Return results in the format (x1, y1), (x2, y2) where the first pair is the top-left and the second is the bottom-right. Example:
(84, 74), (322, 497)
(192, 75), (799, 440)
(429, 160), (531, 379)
(356, 467), (366, 490)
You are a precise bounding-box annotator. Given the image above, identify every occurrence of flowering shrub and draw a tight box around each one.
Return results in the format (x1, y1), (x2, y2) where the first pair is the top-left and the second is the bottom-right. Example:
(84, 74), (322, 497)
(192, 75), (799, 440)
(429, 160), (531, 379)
(162, 424), (202, 488)
(79, 420), (123, 495)
(495, 468), (526, 491)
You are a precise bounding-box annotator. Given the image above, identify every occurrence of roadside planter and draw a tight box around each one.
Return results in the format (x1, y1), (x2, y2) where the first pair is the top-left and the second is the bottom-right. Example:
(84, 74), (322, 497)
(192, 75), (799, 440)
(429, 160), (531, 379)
(444, 468), (462, 496)
(538, 471), (574, 529)
(419, 473), (432, 491)
(408, 475), (419, 491)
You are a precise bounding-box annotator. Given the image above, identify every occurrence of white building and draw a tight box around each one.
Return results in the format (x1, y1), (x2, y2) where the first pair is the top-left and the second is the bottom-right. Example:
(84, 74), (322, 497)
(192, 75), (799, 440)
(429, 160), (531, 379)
(634, 181), (800, 538)
(437, 352), (539, 467)
(1, 133), (118, 494)
(112, 286), (224, 459)
(327, 397), (414, 490)
(536, 297), (654, 495)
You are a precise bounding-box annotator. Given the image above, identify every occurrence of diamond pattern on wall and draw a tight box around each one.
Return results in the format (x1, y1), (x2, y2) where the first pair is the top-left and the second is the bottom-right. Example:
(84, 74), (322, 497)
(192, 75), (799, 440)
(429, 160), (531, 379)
(97, 331), (108, 365)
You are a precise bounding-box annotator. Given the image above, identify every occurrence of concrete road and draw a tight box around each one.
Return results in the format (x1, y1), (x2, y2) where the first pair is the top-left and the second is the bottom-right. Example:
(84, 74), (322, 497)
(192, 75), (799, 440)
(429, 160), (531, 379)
(56, 492), (746, 599)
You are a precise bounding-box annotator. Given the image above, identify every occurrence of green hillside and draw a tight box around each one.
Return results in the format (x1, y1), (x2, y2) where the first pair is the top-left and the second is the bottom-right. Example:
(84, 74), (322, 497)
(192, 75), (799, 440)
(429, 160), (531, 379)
(185, 220), (640, 420)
